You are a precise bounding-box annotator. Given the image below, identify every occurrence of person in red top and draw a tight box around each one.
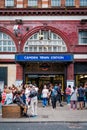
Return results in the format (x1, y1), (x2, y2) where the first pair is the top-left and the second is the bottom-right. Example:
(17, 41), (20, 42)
(65, 85), (72, 104)
(1, 89), (6, 105)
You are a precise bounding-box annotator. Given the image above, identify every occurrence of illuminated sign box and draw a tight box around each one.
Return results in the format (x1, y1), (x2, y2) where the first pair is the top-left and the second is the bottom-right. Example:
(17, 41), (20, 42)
(15, 54), (73, 62)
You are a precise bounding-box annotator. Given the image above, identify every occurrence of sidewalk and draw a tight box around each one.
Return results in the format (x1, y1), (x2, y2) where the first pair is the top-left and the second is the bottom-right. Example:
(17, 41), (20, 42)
(0, 102), (87, 123)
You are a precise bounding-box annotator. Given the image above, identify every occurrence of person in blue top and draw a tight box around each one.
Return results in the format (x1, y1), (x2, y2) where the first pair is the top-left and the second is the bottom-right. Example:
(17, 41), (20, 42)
(77, 83), (85, 110)
(20, 89), (26, 104)
(54, 83), (63, 107)
(49, 84), (57, 109)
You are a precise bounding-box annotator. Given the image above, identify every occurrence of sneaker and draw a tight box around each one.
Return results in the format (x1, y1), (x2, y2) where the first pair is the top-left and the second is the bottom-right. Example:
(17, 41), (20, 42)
(23, 113), (29, 117)
(30, 115), (35, 117)
(60, 104), (63, 107)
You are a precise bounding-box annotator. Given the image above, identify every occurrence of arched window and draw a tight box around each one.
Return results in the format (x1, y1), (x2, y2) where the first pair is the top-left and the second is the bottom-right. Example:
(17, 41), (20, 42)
(0, 32), (16, 52)
(23, 30), (67, 52)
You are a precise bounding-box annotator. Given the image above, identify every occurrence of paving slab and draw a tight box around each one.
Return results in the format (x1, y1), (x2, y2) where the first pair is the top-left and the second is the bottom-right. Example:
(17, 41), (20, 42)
(0, 102), (87, 123)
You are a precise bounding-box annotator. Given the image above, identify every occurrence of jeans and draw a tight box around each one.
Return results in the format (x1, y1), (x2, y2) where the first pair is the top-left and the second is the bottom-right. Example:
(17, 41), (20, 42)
(66, 95), (71, 104)
(42, 98), (48, 107)
(51, 96), (57, 109)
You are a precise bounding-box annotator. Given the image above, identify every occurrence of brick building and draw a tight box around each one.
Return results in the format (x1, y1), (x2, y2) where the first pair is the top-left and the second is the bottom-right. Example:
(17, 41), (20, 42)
(0, 0), (87, 91)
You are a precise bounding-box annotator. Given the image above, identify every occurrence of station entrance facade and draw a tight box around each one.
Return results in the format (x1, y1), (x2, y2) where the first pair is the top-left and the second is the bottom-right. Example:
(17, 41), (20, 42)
(24, 62), (65, 92)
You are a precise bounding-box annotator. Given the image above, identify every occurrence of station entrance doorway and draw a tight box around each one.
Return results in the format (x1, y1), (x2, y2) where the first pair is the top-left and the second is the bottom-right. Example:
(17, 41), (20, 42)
(23, 62), (66, 93)
(25, 74), (64, 93)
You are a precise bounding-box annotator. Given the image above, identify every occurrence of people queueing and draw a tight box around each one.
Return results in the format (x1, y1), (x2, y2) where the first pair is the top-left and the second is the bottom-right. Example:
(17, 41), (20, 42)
(41, 84), (49, 107)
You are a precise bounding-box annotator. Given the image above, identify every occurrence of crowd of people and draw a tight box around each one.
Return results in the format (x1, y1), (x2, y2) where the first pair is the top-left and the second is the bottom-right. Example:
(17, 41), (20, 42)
(41, 82), (87, 110)
(0, 84), (38, 117)
(0, 81), (87, 118)
(65, 82), (87, 110)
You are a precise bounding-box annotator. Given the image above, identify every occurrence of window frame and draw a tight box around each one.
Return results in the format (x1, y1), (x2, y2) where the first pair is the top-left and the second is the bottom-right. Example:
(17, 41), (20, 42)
(5, 0), (14, 7)
(79, 30), (87, 45)
(80, 0), (87, 7)
(0, 32), (16, 52)
(23, 30), (67, 52)
(51, 0), (61, 7)
(28, 0), (38, 7)
(65, 0), (75, 7)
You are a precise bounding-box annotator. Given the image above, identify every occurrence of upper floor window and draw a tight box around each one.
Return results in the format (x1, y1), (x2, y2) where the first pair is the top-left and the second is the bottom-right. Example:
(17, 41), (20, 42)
(80, 0), (87, 6)
(5, 0), (14, 7)
(23, 30), (67, 52)
(0, 32), (16, 52)
(79, 30), (87, 45)
(65, 0), (74, 6)
(28, 0), (38, 7)
(51, 0), (61, 7)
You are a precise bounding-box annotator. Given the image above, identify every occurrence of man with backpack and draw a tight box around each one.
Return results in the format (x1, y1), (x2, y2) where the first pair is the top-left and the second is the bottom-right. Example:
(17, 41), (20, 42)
(49, 84), (58, 109)
(54, 83), (63, 107)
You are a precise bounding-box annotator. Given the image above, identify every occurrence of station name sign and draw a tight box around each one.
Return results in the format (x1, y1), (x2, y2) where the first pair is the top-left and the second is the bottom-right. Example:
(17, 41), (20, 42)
(15, 54), (73, 62)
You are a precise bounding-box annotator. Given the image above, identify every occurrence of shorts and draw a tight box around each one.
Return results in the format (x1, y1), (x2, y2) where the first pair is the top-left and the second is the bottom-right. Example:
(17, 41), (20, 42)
(78, 97), (84, 102)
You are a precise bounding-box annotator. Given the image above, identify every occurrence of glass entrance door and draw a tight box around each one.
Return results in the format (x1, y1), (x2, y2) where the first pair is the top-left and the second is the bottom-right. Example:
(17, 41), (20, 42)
(75, 74), (87, 86)
(25, 74), (64, 92)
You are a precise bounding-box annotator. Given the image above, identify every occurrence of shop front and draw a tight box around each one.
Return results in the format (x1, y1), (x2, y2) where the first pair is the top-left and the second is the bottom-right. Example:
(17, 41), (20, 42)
(74, 62), (87, 86)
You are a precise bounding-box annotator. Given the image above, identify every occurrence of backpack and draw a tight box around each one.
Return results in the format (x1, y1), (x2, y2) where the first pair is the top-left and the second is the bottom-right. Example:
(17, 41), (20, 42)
(51, 89), (58, 97)
(65, 87), (71, 95)
(29, 89), (38, 98)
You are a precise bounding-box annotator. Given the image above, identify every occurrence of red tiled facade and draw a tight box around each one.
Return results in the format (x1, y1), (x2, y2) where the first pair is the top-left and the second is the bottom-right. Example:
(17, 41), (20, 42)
(0, 0), (81, 8)
(0, 0), (87, 89)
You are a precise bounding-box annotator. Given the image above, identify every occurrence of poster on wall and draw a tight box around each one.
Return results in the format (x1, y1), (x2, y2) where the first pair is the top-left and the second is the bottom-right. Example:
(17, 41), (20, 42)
(67, 80), (74, 90)
(0, 81), (4, 92)
(15, 80), (23, 87)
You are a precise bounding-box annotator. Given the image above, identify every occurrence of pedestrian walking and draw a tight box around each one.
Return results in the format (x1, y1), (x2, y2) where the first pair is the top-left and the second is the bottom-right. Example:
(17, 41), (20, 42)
(50, 84), (57, 109)
(54, 83), (63, 107)
(41, 84), (49, 107)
